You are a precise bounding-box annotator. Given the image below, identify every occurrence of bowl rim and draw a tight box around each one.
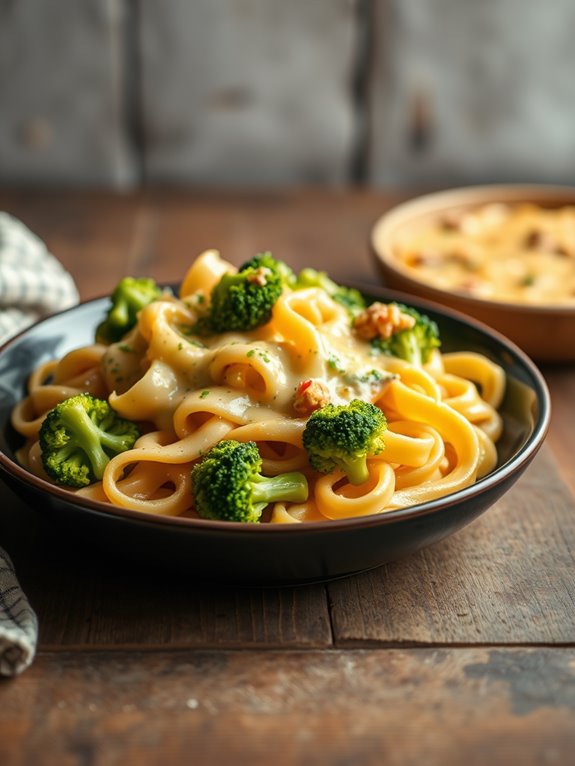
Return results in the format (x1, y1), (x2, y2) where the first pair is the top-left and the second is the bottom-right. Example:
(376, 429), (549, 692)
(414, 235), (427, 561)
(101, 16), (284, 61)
(371, 183), (575, 317)
(0, 289), (551, 537)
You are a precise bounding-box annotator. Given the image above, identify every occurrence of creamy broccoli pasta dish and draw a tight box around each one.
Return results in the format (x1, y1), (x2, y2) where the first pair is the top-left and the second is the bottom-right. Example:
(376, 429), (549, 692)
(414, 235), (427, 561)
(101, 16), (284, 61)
(393, 202), (575, 304)
(11, 250), (506, 524)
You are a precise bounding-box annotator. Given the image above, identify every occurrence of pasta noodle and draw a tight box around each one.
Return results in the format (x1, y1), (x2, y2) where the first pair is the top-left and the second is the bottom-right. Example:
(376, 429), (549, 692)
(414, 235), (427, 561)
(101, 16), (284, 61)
(11, 249), (506, 523)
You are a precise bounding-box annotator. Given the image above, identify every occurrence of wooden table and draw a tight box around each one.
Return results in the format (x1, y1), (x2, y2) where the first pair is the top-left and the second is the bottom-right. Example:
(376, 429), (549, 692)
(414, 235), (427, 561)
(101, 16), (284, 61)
(1, 189), (574, 766)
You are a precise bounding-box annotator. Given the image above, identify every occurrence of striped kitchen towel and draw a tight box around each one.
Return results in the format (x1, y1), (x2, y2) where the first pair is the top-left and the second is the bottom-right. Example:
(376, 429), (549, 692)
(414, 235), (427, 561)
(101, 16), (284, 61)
(1, 211), (79, 674)
(0, 211), (79, 344)
(0, 550), (38, 675)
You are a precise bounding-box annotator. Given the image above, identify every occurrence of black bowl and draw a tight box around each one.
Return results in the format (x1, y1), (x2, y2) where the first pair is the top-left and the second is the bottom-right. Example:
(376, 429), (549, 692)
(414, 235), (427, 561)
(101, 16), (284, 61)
(0, 289), (550, 585)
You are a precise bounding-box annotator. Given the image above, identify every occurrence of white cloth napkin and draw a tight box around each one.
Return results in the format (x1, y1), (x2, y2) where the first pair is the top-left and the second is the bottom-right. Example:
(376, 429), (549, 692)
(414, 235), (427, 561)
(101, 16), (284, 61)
(1, 211), (80, 674)
(0, 551), (38, 675)
(0, 211), (79, 344)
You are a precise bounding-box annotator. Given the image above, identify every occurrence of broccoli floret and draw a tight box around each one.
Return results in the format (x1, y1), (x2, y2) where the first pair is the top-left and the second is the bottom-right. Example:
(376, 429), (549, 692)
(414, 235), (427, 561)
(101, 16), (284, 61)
(372, 304), (441, 365)
(207, 252), (287, 333)
(191, 439), (309, 523)
(302, 399), (387, 485)
(274, 258), (298, 289)
(295, 268), (366, 313)
(96, 276), (163, 343)
(39, 393), (139, 488)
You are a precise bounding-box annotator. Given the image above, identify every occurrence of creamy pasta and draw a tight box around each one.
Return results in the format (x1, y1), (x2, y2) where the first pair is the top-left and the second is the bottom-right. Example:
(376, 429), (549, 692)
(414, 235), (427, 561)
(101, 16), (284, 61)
(393, 202), (575, 304)
(11, 250), (506, 523)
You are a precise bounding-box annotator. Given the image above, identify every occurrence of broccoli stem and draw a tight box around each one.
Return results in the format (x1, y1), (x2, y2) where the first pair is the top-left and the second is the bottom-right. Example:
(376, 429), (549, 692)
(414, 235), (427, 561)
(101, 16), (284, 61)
(398, 333), (422, 366)
(337, 456), (369, 485)
(251, 472), (309, 510)
(59, 402), (120, 480)
(109, 300), (130, 328)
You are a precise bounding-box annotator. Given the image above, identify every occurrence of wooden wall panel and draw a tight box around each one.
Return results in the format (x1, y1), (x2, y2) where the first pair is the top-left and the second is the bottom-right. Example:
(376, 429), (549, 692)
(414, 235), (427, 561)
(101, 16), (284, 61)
(3, 1), (575, 188)
(368, 0), (575, 187)
(0, 0), (136, 186)
(139, 0), (359, 185)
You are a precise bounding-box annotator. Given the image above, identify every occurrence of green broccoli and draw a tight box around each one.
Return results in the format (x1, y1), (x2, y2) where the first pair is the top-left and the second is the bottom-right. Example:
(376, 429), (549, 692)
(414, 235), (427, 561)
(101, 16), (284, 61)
(39, 393), (139, 488)
(274, 258), (298, 289)
(302, 399), (387, 485)
(191, 439), (309, 523)
(207, 252), (287, 333)
(370, 304), (441, 366)
(295, 267), (366, 313)
(96, 276), (163, 343)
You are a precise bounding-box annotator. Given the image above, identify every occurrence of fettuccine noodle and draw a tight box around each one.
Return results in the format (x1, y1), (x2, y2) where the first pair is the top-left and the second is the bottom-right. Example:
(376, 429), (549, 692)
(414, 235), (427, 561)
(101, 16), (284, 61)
(12, 250), (506, 523)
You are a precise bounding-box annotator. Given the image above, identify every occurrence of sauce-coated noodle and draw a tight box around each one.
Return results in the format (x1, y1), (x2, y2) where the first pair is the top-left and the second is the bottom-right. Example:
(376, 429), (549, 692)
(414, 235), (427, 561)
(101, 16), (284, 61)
(12, 250), (506, 522)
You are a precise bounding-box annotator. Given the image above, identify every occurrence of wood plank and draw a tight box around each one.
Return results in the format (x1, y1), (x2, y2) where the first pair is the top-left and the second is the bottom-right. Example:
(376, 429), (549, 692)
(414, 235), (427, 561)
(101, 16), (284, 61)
(136, 187), (399, 287)
(0, 189), (573, 651)
(368, 0), (575, 186)
(0, 189), (573, 766)
(0, 188), (402, 297)
(328, 447), (575, 644)
(1, 648), (574, 766)
(139, 0), (358, 185)
(0, 0), (136, 187)
(0, 190), (144, 300)
(0, 486), (332, 649)
(2, 447), (572, 650)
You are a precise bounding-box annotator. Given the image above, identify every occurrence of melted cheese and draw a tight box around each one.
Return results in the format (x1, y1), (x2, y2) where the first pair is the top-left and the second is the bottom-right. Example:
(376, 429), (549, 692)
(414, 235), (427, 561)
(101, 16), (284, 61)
(11, 249), (505, 523)
(394, 202), (575, 304)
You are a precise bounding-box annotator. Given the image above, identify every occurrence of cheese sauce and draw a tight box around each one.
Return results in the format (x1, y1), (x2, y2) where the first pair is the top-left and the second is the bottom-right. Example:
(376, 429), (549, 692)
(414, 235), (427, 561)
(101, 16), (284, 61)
(394, 203), (575, 305)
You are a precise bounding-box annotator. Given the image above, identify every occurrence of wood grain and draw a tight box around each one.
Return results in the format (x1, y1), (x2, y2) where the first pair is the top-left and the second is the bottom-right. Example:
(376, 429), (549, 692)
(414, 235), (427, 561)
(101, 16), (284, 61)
(0, 190), (143, 299)
(0, 487), (332, 650)
(138, 187), (397, 287)
(1, 648), (574, 766)
(369, 0), (575, 186)
(0, 187), (404, 295)
(0, 188), (574, 765)
(0, 0), (135, 187)
(1, 446), (570, 650)
(4, 3), (575, 190)
(328, 447), (575, 645)
(139, 0), (357, 185)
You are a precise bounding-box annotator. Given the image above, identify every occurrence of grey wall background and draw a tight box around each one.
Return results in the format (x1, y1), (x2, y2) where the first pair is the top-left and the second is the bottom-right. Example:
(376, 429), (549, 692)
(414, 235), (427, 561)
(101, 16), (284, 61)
(1, 0), (574, 188)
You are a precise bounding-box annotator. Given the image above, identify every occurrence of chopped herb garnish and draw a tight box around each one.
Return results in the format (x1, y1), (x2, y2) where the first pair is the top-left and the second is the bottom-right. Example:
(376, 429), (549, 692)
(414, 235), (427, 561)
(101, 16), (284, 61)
(327, 355), (345, 374)
(199, 390), (210, 399)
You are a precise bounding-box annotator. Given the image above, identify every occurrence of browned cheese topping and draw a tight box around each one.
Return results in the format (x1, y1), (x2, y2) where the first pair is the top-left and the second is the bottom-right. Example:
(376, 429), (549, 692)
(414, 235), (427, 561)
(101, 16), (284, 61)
(353, 302), (416, 342)
(246, 266), (272, 286)
(293, 378), (330, 415)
